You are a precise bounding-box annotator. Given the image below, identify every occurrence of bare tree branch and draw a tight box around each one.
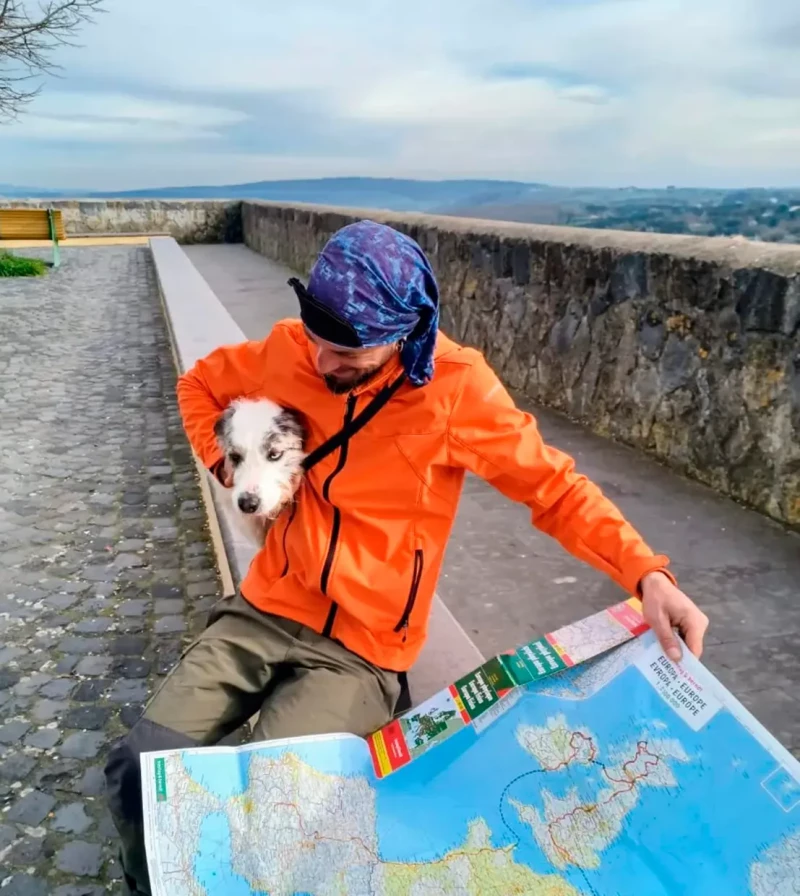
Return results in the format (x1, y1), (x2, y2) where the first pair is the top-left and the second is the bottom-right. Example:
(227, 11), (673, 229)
(0, 0), (104, 121)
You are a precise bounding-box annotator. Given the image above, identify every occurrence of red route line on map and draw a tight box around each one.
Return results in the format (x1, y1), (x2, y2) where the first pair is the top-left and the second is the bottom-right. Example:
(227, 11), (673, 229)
(231, 786), (514, 886)
(545, 738), (662, 866)
(527, 731), (598, 772)
(172, 757), (515, 884)
(270, 800), (380, 860)
(266, 799), (508, 873)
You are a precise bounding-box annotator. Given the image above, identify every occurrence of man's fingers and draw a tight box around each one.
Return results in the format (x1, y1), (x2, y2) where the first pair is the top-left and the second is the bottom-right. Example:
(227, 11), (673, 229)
(681, 609), (709, 659)
(652, 608), (682, 662)
(641, 576), (708, 664)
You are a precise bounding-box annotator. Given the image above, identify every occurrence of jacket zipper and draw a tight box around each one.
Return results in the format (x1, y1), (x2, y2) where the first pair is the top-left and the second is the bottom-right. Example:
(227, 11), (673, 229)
(394, 548), (424, 642)
(321, 393), (357, 637)
(279, 503), (298, 578)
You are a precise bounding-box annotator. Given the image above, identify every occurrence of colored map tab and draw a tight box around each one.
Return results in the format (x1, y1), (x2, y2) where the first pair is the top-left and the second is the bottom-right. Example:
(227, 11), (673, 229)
(545, 633), (574, 667)
(399, 688), (467, 760)
(608, 598), (649, 636)
(449, 683), (472, 724)
(518, 637), (569, 680)
(514, 644), (544, 680)
(480, 656), (516, 695)
(454, 666), (501, 720)
(368, 720), (411, 778)
(367, 730), (392, 778)
(500, 651), (533, 685)
(384, 720), (411, 770)
(154, 757), (167, 802)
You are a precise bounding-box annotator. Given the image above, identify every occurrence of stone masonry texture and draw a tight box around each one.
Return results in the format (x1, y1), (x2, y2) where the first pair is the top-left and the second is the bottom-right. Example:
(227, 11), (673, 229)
(0, 199), (243, 244)
(242, 200), (800, 527)
(0, 247), (221, 890)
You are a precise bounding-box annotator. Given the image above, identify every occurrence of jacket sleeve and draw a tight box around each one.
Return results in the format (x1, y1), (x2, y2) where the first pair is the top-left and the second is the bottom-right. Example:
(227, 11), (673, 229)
(446, 354), (675, 596)
(176, 339), (270, 475)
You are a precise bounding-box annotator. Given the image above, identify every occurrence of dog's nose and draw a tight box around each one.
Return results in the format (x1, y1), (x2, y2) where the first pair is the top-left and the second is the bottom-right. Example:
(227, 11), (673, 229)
(237, 492), (260, 514)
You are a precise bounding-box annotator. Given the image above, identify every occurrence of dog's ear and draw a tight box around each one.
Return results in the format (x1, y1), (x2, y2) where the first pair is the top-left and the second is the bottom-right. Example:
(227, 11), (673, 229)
(214, 405), (235, 446)
(275, 409), (306, 444)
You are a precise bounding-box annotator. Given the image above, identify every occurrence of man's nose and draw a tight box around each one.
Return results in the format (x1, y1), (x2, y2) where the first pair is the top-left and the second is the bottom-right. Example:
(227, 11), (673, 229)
(237, 492), (260, 514)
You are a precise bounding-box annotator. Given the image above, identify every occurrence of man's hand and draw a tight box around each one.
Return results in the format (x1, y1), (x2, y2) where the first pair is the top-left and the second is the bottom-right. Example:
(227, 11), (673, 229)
(640, 571), (708, 662)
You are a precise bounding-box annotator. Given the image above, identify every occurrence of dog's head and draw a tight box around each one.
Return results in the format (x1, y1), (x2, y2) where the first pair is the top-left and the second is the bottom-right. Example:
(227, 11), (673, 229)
(214, 399), (306, 519)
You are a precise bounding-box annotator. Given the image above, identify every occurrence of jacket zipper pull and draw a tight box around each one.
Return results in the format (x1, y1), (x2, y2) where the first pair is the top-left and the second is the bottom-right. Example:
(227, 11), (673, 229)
(401, 621), (408, 643)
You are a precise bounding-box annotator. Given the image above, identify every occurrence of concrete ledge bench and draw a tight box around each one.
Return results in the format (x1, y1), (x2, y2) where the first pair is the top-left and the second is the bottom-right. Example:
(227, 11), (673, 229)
(150, 236), (484, 705)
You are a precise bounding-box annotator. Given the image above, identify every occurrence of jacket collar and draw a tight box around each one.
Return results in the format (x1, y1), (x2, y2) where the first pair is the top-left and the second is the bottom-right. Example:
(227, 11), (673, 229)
(351, 354), (404, 397)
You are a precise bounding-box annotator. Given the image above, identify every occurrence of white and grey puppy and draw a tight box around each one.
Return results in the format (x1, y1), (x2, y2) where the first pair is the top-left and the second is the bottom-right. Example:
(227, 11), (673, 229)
(213, 398), (306, 545)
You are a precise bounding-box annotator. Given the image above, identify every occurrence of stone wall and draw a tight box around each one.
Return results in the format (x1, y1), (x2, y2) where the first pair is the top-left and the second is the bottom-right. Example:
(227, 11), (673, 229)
(243, 200), (800, 527)
(0, 199), (242, 243)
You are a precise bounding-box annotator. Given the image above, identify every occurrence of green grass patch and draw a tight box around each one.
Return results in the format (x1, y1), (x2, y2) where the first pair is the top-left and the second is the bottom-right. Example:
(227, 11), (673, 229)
(0, 252), (47, 277)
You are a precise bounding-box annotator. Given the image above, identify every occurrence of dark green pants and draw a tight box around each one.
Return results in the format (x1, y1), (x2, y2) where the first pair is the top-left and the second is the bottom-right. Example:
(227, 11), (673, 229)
(104, 593), (402, 895)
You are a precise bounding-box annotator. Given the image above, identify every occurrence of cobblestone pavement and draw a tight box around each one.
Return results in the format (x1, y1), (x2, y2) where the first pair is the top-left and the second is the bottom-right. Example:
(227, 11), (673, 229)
(0, 248), (222, 893)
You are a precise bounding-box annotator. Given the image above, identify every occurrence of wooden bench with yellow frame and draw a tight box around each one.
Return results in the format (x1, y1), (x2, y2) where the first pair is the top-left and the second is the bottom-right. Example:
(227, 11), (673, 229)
(0, 208), (66, 267)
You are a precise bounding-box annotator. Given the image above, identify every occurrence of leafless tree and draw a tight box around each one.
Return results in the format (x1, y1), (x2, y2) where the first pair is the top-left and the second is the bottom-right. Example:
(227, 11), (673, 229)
(0, 0), (104, 121)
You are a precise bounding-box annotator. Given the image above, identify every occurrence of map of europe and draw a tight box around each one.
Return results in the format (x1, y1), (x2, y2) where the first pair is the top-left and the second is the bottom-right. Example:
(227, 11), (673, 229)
(142, 627), (800, 895)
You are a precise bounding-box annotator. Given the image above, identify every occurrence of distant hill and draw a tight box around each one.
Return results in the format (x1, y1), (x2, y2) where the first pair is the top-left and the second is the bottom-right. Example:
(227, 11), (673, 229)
(2, 177), (798, 243)
(0, 177), (545, 213)
(0, 183), (68, 199)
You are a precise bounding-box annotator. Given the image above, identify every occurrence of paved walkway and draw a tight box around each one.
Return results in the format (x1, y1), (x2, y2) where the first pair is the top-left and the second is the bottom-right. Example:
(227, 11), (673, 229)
(187, 243), (800, 757)
(0, 247), (222, 892)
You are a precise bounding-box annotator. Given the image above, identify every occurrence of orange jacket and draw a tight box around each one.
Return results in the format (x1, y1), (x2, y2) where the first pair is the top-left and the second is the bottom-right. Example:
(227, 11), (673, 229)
(176, 320), (673, 672)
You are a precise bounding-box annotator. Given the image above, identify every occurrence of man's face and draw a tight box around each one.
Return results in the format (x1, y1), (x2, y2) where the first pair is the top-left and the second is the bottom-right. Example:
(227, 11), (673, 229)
(304, 327), (398, 394)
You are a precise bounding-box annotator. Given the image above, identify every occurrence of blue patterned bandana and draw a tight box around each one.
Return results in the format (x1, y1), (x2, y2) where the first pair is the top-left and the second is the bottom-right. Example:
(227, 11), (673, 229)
(300, 220), (440, 387)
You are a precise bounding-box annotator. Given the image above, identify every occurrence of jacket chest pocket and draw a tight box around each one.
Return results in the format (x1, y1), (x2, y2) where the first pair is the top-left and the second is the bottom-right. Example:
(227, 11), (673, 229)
(394, 541), (424, 642)
(341, 438), (427, 515)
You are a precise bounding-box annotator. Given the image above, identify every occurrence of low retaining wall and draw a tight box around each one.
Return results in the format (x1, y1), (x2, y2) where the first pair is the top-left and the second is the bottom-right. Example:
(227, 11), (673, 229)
(243, 200), (800, 527)
(0, 199), (242, 243)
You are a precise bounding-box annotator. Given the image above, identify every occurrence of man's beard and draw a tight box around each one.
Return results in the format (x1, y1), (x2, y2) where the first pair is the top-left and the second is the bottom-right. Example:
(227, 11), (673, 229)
(323, 366), (382, 395)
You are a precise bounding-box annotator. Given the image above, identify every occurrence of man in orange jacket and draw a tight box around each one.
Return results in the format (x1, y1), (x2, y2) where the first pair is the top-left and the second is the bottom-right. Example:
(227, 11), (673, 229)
(105, 219), (708, 894)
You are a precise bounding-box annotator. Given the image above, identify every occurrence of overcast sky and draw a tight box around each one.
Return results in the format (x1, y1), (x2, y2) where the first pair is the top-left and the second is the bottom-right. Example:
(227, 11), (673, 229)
(1, 0), (798, 190)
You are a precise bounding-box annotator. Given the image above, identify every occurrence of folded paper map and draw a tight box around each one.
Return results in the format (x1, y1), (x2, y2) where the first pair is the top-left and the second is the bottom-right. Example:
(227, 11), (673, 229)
(141, 598), (800, 895)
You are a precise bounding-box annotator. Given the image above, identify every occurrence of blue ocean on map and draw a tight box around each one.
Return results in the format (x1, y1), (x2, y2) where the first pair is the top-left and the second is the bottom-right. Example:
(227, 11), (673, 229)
(194, 811), (252, 895)
(182, 736), (369, 796)
(162, 631), (799, 896)
(375, 653), (794, 895)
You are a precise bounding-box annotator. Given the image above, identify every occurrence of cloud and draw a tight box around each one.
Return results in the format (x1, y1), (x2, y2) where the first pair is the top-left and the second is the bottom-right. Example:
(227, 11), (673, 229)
(0, 0), (798, 189)
(4, 92), (248, 143)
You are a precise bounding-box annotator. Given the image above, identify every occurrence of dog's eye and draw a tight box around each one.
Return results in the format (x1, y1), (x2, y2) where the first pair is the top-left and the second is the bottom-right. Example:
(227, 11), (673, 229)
(267, 449), (284, 462)
(229, 452), (243, 467)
